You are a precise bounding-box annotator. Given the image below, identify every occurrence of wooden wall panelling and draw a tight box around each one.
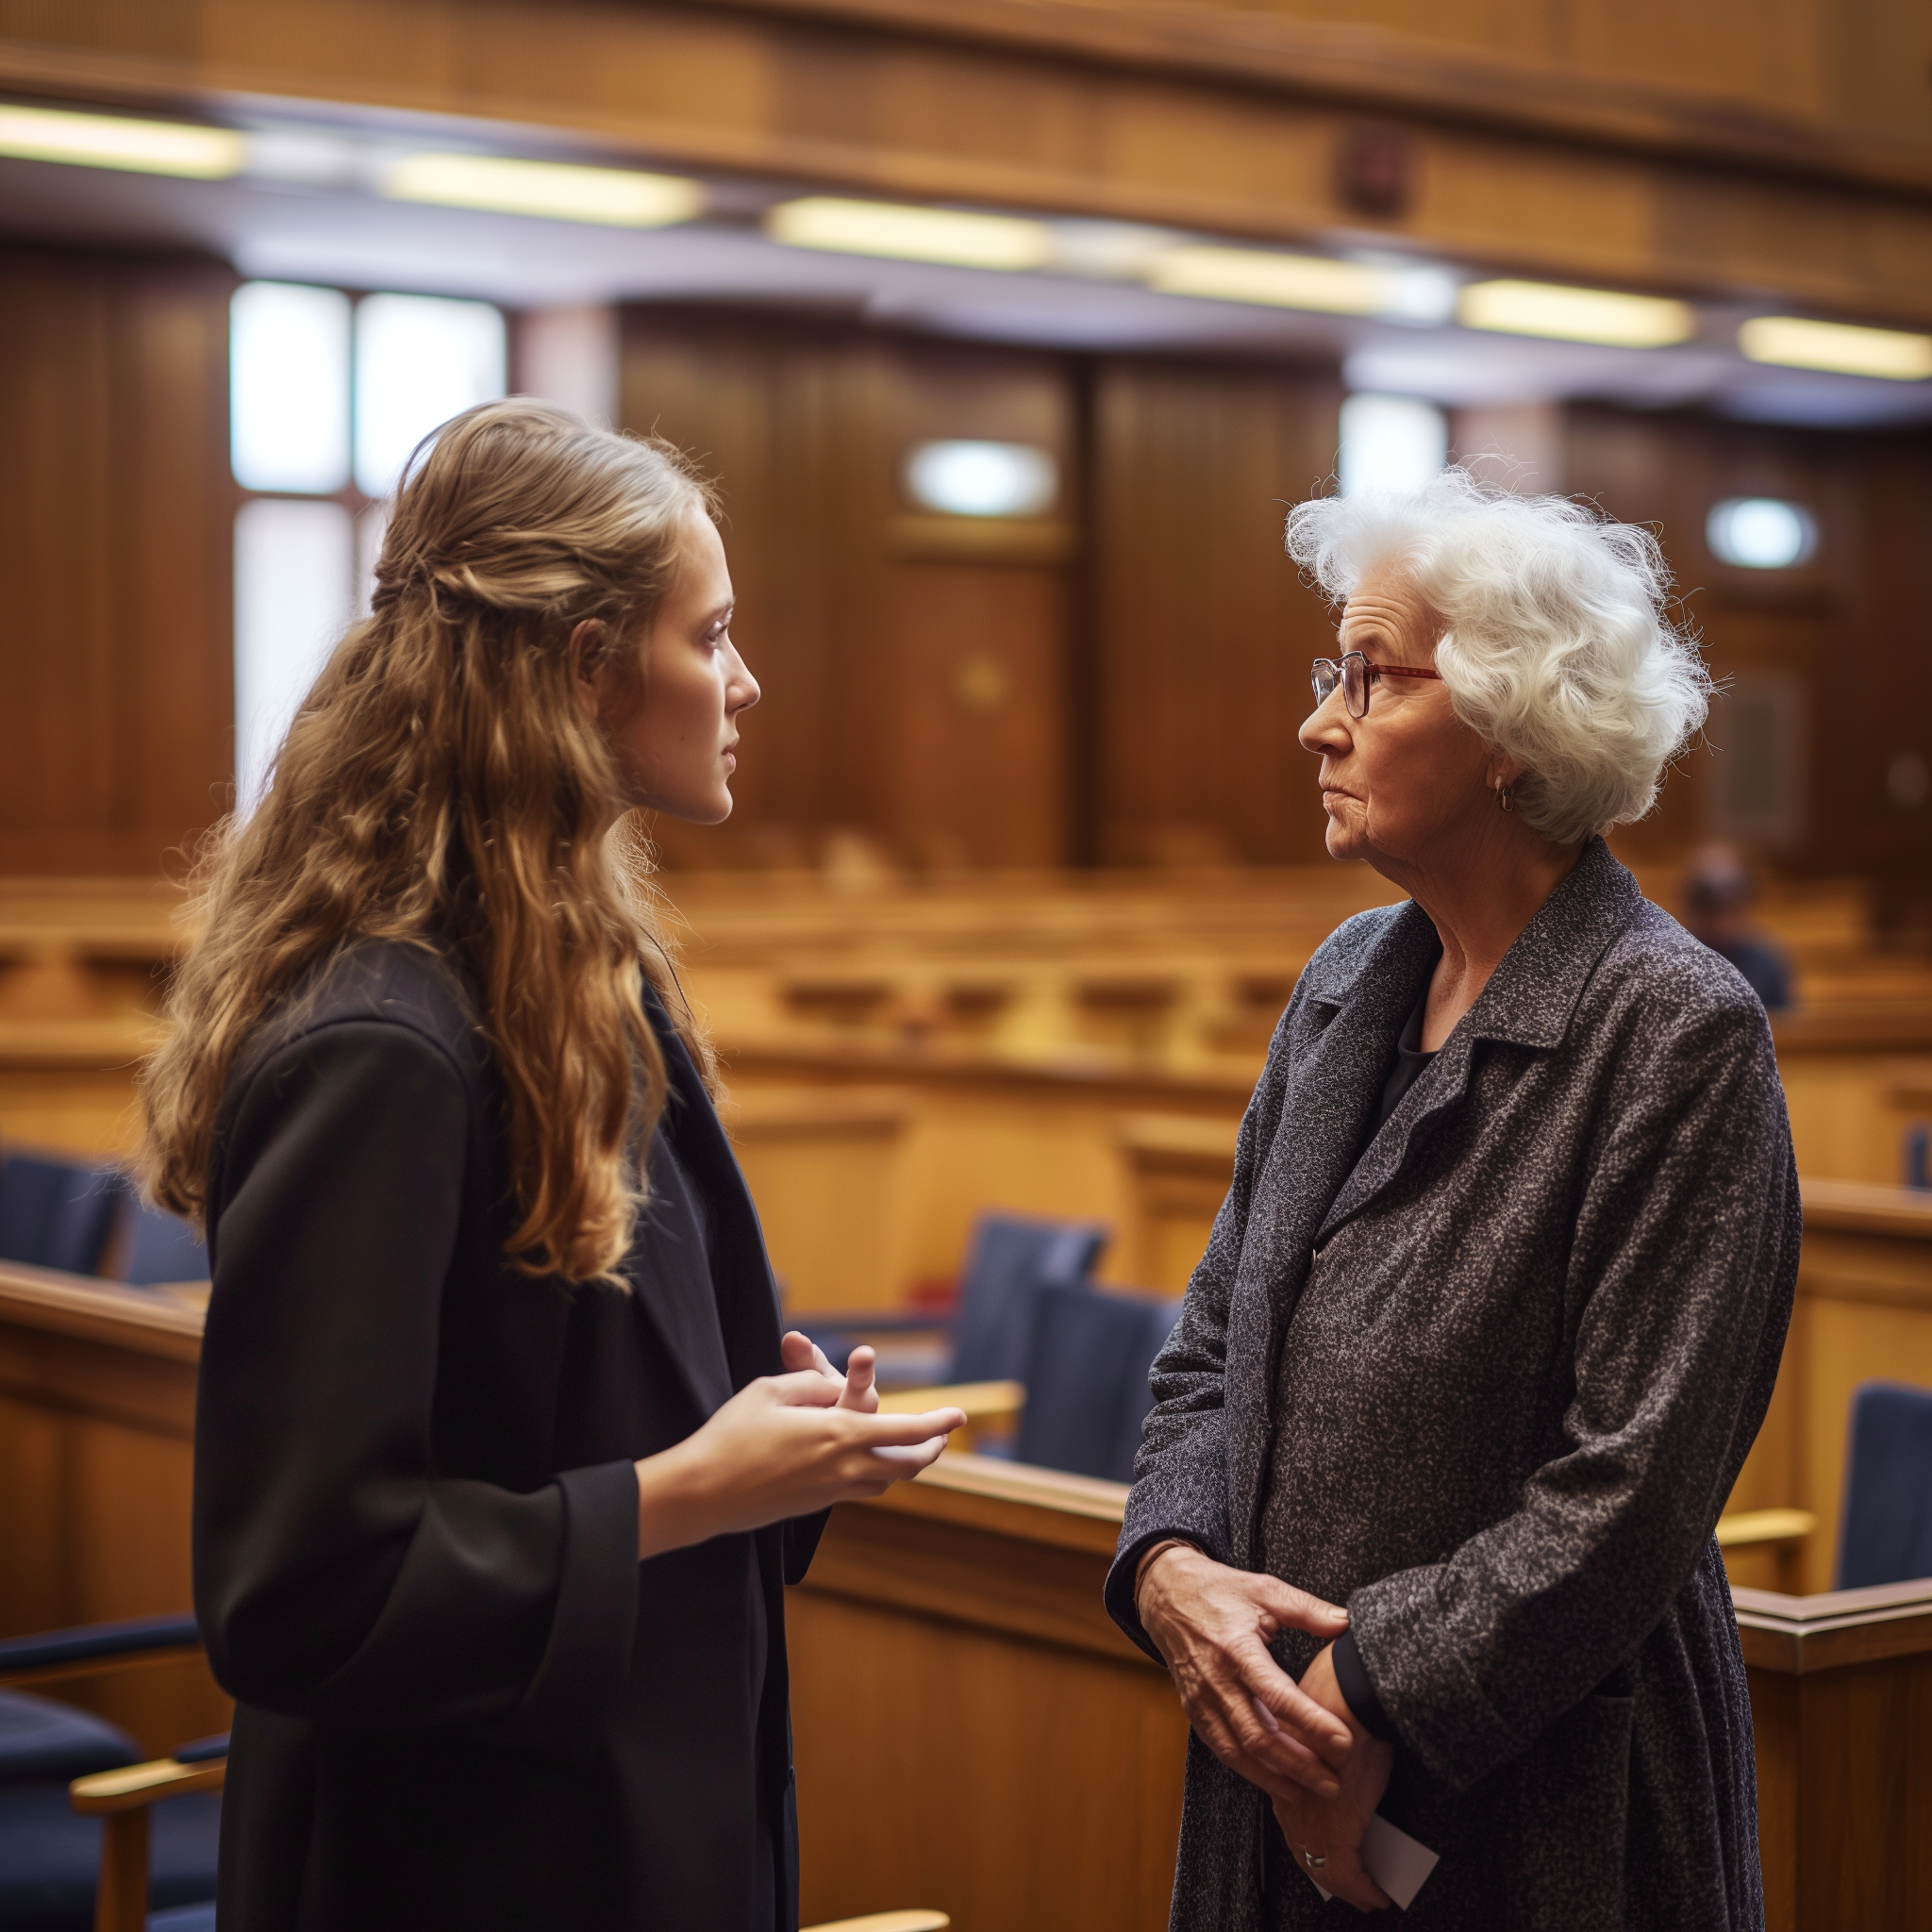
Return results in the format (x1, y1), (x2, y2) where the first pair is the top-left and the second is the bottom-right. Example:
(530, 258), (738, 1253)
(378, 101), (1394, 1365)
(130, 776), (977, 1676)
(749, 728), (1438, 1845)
(0, 250), (118, 868)
(1574, 406), (1932, 920)
(0, 247), (234, 876)
(621, 307), (861, 858)
(621, 310), (1079, 865)
(874, 338), (1077, 867)
(1091, 357), (1341, 865)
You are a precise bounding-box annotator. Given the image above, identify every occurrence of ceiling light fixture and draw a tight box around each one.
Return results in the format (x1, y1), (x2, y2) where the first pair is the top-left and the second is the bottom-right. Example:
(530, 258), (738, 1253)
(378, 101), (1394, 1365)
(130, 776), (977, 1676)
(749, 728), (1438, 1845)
(1738, 315), (1932, 382)
(1458, 279), (1694, 347)
(766, 197), (1053, 271)
(382, 153), (704, 227)
(0, 102), (244, 178)
(1147, 245), (1389, 315)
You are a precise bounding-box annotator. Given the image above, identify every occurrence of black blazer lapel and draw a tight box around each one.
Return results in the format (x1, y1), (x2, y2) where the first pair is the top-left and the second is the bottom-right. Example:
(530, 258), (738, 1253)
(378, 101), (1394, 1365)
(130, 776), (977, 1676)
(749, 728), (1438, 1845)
(625, 1132), (736, 1421)
(644, 994), (787, 1392)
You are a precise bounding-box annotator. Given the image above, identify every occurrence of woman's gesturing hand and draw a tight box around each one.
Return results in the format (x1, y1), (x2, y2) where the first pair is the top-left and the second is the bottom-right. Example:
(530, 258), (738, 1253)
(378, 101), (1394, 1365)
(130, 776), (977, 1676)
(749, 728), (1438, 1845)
(1135, 1542), (1354, 1801)
(634, 1344), (962, 1558)
(778, 1329), (879, 1412)
(1270, 1642), (1394, 1913)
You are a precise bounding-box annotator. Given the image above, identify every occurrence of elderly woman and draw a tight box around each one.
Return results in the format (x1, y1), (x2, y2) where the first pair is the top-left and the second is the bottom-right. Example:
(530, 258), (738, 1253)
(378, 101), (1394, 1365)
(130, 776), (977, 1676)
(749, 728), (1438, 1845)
(1106, 471), (1798, 1929)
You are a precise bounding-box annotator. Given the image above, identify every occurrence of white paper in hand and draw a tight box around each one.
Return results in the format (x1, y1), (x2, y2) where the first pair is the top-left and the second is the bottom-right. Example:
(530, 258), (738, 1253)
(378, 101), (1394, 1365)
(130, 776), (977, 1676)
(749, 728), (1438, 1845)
(1307, 1813), (1440, 1910)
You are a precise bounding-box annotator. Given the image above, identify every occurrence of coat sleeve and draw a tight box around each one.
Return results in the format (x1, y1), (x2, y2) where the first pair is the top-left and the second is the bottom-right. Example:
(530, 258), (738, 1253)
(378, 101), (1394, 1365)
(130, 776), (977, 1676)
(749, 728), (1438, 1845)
(1344, 994), (1800, 1790)
(193, 1021), (640, 1758)
(1104, 994), (1304, 1656)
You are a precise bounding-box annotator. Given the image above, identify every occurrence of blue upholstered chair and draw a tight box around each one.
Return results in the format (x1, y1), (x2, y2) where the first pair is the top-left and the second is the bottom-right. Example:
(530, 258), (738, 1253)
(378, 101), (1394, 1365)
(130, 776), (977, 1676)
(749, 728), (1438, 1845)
(1836, 1380), (1932, 1590)
(800, 1211), (1107, 1389)
(119, 1205), (208, 1289)
(1014, 1283), (1182, 1484)
(0, 1154), (126, 1276)
(0, 1615), (221, 1932)
(947, 1214), (1108, 1386)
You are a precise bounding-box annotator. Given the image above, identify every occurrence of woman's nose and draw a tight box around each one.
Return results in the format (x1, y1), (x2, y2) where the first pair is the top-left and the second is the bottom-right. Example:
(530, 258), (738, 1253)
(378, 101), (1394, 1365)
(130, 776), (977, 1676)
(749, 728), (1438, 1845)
(729, 650), (761, 712)
(1298, 691), (1351, 756)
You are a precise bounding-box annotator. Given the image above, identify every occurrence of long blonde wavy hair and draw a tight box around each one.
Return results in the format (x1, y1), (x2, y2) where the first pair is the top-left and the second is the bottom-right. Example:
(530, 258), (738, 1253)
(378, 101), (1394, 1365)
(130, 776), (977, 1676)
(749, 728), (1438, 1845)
(140, 398), (717, 1283)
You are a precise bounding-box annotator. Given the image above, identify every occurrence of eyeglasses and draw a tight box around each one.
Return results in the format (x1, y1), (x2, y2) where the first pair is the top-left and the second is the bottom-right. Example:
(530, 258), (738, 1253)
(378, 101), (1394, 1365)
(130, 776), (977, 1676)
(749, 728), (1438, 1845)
(1310, 650), (1445, 718)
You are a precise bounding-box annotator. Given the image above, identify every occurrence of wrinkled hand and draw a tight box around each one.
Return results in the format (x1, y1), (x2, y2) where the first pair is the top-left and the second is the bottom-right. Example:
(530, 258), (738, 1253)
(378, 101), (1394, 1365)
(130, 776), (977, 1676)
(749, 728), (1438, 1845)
(635, 1341), (960, 1558)
(1270, 1642), (1394, 1913)
(1135, 1542), (1354, 1800)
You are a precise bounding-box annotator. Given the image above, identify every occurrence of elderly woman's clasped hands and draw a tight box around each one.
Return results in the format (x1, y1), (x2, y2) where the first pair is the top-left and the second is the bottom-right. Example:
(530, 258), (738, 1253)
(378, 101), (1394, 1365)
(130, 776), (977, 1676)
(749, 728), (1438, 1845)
(1138, 1541), (1395, 1912)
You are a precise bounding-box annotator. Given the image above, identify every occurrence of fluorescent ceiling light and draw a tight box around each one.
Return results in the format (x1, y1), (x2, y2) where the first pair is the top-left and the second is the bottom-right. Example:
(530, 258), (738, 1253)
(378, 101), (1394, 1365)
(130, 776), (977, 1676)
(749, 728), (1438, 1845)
(0, 102), (244, 177)
(1458, 279), (1694, 347)
(767, 197), (1052, 271)
(383, 153), (703, 227)
(1144, 245), (1457, 324)
(1148, 246), (1391, 315)
(1738, 315), (1932, 381)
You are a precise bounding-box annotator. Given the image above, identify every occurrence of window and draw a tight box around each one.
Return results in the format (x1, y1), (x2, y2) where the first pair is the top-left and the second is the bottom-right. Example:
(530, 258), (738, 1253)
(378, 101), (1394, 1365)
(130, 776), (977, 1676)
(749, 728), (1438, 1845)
(1706, 497), (1818, 571)
(229, 282), (507, 810)
(1339, 393), (1446, 496)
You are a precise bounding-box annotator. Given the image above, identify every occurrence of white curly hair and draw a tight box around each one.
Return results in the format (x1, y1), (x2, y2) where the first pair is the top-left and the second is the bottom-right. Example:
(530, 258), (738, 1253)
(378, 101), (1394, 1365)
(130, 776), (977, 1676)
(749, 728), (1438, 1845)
(1284, 468), (1710, 845)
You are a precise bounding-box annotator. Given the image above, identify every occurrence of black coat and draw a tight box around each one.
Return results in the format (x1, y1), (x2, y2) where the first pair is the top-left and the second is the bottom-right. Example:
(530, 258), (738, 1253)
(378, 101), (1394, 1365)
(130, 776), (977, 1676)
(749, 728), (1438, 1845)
(1106, 840), (1799, 1931)
(193, 940), (823, 1931)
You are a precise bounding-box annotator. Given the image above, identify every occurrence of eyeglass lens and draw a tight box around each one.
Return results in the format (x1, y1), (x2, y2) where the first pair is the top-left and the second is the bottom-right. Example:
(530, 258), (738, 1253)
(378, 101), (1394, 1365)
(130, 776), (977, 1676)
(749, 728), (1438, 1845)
(1309, 654), (1371, 717)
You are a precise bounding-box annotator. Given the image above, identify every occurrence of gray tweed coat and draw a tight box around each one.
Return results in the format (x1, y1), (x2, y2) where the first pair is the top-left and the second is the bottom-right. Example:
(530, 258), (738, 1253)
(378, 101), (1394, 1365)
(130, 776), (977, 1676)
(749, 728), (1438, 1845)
(1105, 838), (1798, 1931)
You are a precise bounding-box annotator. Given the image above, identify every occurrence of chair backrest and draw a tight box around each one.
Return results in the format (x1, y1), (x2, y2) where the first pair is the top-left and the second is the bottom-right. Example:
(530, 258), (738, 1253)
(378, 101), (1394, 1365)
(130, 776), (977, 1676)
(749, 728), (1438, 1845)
(0, 1689), (140, 1785)
(1836, 1380), (1932, 1590)
(0, 1154), (125, 1275)
(948, 1213), (1108, 1387)
(1015, 1284), (1182, 1483)
(121, 1201), (209, 1287)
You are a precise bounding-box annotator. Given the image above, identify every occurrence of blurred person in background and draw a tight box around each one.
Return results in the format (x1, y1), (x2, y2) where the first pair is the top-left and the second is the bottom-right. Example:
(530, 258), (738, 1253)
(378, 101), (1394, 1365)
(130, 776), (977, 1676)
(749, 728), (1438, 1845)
(1682, 843), (1793, 1012)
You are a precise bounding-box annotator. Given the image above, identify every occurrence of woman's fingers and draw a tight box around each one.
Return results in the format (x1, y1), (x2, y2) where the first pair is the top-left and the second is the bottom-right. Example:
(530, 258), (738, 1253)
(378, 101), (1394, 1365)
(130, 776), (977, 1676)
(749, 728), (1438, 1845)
(1241, 1646), (1353, 1766)
(1191, 1681), (1338, 1800)
(840, 1344), (878, 1411)
(850, 1405), (967, 1445)
(1309, 1847), (1391, 1913)
(1254, 1574), (1350, 1640)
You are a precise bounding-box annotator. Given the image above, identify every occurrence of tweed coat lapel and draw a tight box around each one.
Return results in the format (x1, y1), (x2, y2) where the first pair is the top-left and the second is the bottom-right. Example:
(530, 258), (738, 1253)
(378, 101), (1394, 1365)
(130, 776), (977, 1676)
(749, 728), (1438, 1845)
(1314, 838), (1642, 1247)
(1224, 840), (1642, 1559)
(1219, 899), (1440, 1557)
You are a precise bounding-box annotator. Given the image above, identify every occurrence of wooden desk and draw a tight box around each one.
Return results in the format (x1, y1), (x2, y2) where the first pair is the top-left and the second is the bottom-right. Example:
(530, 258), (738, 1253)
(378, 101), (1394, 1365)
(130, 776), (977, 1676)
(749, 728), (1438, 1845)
(794, 1457), (1932, 1932)
(1736, 1580), (1932, 1932)
(788, 1455), (1184, 1932)
(0, 1261), (228, 1753)
(1724, 1182), (1932, 1594)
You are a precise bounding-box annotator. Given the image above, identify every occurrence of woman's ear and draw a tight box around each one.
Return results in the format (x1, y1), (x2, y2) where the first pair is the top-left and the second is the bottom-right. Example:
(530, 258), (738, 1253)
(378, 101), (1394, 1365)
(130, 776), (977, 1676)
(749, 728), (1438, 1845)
(568, 619), (609, 724)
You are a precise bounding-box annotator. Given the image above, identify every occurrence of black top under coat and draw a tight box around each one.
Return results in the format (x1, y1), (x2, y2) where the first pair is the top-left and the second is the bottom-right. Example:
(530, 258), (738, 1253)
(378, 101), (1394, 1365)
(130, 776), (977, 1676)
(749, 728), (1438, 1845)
(192, 940), (821, 1932)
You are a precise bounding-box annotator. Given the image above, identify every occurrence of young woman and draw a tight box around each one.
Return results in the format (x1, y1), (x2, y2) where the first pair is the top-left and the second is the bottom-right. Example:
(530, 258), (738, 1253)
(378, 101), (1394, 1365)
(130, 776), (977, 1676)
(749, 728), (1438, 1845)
(140, 399), (964, 1932)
